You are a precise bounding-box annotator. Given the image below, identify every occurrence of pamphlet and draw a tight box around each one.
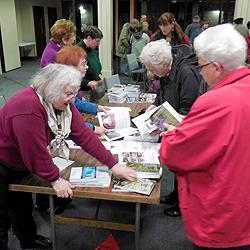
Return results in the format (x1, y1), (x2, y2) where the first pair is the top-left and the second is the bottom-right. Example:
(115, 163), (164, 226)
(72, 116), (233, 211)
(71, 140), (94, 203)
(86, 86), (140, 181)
(53, 157), (74, 172)
(97, 107), (138, 141)
(132, 100), (182, 136)
(112, 178), (156, 195)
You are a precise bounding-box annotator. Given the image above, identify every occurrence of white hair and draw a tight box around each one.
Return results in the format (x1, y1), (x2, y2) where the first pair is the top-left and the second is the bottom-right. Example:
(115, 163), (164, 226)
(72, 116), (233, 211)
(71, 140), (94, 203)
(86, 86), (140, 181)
(32, 63), (82, 103)
(140, 39), (173, 68)
(194, 23), (247, 71)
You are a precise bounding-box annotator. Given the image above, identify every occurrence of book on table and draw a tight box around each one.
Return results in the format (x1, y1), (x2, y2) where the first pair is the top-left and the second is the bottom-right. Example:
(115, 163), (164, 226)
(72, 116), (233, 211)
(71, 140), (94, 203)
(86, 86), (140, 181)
(112, 178), (156, 196)
(69, 165), (112, 187)
(97, 107), (138, 141)
(132, 100), (182, 136)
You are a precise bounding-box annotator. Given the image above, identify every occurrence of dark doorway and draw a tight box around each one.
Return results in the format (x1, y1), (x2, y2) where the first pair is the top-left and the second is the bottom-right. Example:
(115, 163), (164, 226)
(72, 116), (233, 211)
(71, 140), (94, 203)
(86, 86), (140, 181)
(33, 6), (46, 58)
(48, 7), (58, 30)
(0, 25), (6, 73)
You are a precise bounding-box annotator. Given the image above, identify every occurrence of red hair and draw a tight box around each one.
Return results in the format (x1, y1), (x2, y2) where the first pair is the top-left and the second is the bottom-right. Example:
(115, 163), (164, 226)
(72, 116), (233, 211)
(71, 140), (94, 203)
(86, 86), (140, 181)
(55, 45), (86, 67)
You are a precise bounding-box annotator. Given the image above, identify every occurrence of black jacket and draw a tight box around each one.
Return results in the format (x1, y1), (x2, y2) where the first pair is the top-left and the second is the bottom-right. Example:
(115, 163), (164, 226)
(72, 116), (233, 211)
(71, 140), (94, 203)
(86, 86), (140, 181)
(154, 45), (202, 115)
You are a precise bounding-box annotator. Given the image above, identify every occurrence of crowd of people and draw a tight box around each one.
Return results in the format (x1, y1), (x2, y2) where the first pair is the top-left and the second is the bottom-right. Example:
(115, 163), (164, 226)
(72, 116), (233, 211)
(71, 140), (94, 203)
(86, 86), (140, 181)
(1, 10), (250, 250)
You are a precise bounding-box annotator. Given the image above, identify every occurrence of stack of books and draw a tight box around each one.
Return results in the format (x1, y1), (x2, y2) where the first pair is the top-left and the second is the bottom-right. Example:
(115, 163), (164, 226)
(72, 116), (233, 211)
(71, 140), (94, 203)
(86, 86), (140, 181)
(69, 165), (112, 187)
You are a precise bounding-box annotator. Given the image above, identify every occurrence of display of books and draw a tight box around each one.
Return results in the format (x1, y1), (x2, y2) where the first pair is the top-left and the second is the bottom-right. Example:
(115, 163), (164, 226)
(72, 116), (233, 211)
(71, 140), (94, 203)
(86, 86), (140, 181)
(112, 178), (156, 195)
(97, 107), (138, 141)
(132, 100), (182, 136)
(69, 165), (112, 187)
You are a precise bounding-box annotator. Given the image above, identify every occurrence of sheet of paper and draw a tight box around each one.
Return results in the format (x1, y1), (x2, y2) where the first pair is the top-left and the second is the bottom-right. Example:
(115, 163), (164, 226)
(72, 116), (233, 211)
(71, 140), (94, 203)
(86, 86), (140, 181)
(53, 157), (74, 172)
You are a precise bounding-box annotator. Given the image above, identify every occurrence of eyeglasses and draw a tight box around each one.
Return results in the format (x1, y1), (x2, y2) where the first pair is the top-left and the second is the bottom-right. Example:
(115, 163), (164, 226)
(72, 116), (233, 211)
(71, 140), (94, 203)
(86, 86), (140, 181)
(196, 62), (214, 71)
(80, 60), (88, 67)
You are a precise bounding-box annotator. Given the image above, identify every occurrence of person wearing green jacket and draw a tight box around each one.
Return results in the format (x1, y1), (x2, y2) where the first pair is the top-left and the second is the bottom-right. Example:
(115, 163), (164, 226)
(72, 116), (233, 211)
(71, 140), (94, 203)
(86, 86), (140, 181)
(77, 26), (105, 100)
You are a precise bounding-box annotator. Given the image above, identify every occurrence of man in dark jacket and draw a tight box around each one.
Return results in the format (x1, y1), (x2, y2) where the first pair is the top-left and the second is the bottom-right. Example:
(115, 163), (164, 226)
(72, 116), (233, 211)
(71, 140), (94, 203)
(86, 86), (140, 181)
(140, 40), (205, 216)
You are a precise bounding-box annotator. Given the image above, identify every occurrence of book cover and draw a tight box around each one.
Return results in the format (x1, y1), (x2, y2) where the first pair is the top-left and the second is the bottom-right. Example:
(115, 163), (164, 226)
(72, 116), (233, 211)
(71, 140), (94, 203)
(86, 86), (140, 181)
(112, 178), (156, 195)
(69, 166), (112, 187)
(132, 100), (182, 136)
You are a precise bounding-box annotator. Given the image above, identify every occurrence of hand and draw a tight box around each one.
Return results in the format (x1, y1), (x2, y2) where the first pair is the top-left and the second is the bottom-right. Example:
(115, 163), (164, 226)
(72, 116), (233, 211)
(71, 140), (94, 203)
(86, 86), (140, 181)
(98, 74), (104, 81)
(51, 177), (75, 198)
(87, 81), (98, 90)
(111, 163), (137, 181)
(146, 105), (157, 112)
(97, 105), (110, 113)
(159, 122), (176, 137)
(94, 126), (105, 136)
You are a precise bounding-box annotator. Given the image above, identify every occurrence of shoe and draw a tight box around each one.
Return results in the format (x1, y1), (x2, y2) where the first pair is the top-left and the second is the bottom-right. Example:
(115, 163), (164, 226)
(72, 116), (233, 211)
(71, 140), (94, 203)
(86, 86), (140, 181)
(163, 205), (181, 217)
(20, 234), (52, 249)
(160, 192), (178, 205)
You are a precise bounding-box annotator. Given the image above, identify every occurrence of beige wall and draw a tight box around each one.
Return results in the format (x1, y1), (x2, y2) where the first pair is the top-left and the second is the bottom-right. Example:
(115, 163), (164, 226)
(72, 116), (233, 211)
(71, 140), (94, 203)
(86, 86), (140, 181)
(0, 0), (21, 71)
(234, 0), (250, 24)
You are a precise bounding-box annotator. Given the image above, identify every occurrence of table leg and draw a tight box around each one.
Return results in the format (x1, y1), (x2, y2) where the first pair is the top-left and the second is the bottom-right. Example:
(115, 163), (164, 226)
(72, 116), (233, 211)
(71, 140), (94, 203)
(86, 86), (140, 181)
(135, 203), (141, 250)
(49, 195), (57, 250)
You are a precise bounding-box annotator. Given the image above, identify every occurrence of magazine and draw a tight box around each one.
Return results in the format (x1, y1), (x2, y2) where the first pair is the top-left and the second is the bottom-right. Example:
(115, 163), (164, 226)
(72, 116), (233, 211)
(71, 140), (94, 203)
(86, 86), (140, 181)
(69, 165), (112, 187)
(112, 178), (156, 195)
(53, 157), (74, 172)
(97, 107), (138, 141)
(132, 100), (182, 136)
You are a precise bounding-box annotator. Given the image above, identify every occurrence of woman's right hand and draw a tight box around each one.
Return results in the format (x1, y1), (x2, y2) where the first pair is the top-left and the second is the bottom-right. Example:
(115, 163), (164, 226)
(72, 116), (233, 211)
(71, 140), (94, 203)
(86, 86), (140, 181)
(111, 163), (137, 181)
(51, 177), (75, 198)
(87, 81), (98, 90)
(146, 105), (157, 112)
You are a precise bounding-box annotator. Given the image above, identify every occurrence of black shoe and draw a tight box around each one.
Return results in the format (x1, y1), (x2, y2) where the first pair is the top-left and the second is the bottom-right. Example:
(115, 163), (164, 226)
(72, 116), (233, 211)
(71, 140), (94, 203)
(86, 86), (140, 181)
(20, 234), (52, 249)
(163, 205), (181, 217)
(160, 192), (178, 205)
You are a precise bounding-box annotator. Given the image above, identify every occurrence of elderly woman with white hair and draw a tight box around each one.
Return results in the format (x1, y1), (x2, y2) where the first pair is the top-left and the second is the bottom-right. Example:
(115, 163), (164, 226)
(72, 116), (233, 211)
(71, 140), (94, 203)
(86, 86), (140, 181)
(140, 39), (202, 217)
(0, 64), (136, 250)
(160, 24), (250, 249)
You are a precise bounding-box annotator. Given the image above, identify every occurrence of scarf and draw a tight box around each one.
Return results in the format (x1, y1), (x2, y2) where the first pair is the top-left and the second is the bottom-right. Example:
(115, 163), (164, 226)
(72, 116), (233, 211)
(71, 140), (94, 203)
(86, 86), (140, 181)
(36, 91), (72, 159)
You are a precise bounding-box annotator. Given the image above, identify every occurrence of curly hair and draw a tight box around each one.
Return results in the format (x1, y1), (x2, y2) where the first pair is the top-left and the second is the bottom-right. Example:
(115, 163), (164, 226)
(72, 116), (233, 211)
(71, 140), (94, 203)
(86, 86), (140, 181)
(50, 19), (76, 43)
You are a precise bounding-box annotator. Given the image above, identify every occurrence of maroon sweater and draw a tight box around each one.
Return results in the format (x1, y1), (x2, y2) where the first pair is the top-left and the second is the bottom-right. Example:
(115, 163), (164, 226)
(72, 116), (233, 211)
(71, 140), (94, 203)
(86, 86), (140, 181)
(0, 87), (117, 182)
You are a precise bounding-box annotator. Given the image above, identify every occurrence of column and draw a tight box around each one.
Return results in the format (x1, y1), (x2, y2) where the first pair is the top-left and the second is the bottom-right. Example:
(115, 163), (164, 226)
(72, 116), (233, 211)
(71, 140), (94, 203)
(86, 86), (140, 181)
(97, 0), (113, 77)
(234, 0), (250, 25)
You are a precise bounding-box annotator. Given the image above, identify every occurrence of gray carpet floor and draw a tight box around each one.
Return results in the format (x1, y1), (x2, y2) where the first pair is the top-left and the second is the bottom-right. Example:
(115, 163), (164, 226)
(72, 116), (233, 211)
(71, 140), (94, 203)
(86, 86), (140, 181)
(1, 59), (193, 250)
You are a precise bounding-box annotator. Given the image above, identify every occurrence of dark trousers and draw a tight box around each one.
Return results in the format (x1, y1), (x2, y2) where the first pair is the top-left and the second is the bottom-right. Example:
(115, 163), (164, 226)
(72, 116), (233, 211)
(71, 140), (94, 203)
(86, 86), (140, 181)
(193, 244), (250, 250)
(0, 163), (37, 250)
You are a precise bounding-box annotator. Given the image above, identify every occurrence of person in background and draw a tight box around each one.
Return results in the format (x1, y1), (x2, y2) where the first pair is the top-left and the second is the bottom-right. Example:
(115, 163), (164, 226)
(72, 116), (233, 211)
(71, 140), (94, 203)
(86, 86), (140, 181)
(77, 26), (105, 101)
(115, 19), (140, 75)
(140, 40), (203, 217)
(185, 15), (201, 38)
(55, 45), (106, 135)
(142, 21), (153, 37)
(130, 22), (150, 61)
(40, 19), (76, 68)
(233, 17), (248, 38)
(160, 23), (250, 250)
(140, 14), (147, 23)
(0, 64), (136, 250)
(246, 21), (250, 64)
(190, 21), (209, 45)
(151, 12), (191, 46)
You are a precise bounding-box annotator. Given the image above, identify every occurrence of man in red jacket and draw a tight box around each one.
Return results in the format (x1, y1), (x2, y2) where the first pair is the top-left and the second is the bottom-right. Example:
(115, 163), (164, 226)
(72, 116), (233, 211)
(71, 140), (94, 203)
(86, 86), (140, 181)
(160, 24), (250, 249)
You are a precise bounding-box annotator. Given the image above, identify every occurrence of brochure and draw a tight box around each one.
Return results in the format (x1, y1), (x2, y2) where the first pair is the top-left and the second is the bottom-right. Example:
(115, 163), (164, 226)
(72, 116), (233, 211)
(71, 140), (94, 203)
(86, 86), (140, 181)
(132, 100), (182, 136)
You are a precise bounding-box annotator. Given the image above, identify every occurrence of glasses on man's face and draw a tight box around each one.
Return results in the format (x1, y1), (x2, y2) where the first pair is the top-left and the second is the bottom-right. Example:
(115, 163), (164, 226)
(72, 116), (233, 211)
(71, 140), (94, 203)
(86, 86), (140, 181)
(196, 62), (214, 71)
(80, 60), (88, 67)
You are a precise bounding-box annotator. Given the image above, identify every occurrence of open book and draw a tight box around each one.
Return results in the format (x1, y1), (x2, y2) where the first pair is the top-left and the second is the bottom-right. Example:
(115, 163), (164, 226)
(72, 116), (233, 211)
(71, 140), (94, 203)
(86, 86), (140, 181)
(69, 165), (112, 187)
(97, 107), (138, 141)
(132, 100), (182, 136)
(112, 178), (156, 195)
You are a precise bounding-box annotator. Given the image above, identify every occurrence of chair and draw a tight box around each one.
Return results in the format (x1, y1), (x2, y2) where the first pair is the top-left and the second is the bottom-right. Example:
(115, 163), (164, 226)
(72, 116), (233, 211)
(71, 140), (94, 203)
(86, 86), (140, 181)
(126, 54), (147, 91)
(104, 74), (121, 90)
(0, 95), (6, 109)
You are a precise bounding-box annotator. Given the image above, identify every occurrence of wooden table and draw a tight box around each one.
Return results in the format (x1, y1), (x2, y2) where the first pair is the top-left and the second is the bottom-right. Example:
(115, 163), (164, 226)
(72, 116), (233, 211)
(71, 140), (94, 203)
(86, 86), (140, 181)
(9, 149), (161, 250)
(9, 100), (160, 250)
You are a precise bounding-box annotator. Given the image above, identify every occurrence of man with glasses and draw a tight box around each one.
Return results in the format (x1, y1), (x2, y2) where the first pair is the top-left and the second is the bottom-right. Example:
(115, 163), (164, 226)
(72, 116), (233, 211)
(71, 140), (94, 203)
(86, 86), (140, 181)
(160, 24), (250, 249)
(77, 26), (105, 101)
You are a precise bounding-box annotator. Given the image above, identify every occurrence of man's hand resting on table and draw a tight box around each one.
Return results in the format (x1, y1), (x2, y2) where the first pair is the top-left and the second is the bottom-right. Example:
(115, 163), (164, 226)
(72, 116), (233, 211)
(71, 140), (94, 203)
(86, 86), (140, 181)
(111, 163), (137, 181)
(51, 177), (76, 198)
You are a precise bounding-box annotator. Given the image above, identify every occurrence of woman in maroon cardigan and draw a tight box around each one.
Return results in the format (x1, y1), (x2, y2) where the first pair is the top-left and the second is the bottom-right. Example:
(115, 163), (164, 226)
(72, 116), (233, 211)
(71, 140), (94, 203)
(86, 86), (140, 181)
(0, 64), (136, 250)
